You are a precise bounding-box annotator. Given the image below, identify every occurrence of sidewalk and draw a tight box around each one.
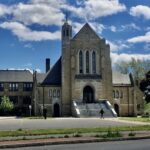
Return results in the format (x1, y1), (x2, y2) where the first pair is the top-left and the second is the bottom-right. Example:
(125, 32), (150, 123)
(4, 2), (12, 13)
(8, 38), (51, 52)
(0, 117), (16, 120)
(0, 131), (150, 149)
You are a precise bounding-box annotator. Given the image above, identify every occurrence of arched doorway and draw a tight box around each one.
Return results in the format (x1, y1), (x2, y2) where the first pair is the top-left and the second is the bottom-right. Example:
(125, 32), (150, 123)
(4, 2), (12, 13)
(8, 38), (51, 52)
(114, 104), (119, 117)
(53, 103), (60, 117)
(83, 86), (94, 103)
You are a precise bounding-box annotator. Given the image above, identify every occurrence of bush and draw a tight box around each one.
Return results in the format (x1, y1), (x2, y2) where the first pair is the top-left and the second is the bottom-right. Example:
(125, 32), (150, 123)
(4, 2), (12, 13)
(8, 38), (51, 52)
(64, 135), (69, 138)
(0, 96), (14, 115)
(128, 132), (136, 137)
(73, 132), (82, 137)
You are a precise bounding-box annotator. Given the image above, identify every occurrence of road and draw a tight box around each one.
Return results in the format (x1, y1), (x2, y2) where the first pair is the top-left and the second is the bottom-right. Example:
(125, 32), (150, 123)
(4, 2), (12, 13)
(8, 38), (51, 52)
(0, 118), (145, 131)
(3, 139), (150, 150)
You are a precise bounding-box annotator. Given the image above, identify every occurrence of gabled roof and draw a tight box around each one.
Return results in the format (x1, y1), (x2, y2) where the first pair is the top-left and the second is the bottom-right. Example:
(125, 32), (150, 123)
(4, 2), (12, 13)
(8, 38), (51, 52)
(42, 57), (61, 86)
(0, 70), (33, 82)
(36, 73), (46, 84)
(73, 23), (100, 40)
(112, 71), (131, 86)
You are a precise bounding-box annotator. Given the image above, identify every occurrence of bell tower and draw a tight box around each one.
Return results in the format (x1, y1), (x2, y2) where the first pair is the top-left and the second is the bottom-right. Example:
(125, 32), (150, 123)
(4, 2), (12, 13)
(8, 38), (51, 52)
(61, 18), (72, 45)
(61, 18), (72, 116)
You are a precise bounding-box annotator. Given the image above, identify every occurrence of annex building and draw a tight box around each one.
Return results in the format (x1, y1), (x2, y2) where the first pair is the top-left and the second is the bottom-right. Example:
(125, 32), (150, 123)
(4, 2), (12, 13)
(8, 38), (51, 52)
(0, 22), (144, 117)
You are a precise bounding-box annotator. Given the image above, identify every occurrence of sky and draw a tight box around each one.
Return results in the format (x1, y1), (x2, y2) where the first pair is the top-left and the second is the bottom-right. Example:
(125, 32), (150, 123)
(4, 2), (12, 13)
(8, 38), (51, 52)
(0, 0), (150, 73)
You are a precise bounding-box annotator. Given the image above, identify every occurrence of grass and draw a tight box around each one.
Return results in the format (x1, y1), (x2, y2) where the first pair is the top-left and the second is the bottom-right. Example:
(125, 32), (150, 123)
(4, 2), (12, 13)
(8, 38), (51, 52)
(0, 125), (150, 137)
(24, 116), (45, 119)
(102, 127), (122, 138)
(119, 117), (150, 122)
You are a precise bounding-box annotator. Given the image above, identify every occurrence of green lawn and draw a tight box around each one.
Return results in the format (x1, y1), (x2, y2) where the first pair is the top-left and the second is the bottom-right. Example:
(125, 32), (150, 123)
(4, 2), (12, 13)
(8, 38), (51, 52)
(119, 117), (150, 122)
(0, 125), (150, 137)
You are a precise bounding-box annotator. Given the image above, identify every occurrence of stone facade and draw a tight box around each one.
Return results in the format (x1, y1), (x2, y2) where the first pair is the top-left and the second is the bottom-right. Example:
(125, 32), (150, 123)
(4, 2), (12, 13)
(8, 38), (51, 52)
(34, 22), (144, 117)
(0, 22), (144, 117)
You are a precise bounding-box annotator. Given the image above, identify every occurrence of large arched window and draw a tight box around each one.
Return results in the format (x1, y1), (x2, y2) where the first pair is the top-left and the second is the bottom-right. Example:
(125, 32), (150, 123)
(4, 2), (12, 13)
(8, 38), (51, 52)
(92, 51), (96, 74)
(79, 51), (83, 73)
(86, 51), (90, 73)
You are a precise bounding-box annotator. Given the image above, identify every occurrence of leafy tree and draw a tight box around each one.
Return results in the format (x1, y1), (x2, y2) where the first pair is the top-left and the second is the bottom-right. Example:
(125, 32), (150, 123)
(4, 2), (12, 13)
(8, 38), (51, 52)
(115, 58), (150, 82)
(140, 71), (150, 103)
(144, 102), (150, 114)
(0, 96), (14, 115)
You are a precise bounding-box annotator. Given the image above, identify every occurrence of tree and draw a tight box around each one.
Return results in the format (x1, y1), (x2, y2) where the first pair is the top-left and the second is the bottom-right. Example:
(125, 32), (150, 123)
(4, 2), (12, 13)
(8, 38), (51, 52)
(140, 71), (150, 103)
(115, 58), (150, 82)
(0, 96), (14, 115)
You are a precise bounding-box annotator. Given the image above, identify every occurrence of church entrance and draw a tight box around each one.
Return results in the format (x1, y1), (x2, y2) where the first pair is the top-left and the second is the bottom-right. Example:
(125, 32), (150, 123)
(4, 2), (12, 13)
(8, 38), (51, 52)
(114, 104), (119, 117)
(83, 86), (94, 103)
(53, 103), (60, 117)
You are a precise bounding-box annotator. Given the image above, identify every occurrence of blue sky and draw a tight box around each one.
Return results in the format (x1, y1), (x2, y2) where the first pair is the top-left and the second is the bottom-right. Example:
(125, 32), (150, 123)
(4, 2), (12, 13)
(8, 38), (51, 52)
(0, 0), (150, 73)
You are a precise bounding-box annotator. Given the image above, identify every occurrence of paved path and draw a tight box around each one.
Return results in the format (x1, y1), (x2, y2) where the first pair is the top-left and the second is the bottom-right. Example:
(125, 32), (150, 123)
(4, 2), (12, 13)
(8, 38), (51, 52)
(0, 118), (148, 131)
(3, 139), (150, 150)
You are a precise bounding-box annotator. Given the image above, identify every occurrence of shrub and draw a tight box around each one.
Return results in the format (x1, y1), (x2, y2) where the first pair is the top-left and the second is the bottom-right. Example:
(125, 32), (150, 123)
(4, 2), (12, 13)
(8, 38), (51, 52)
(73, 132), (82, 137)
(0, 96), (14, 115)
(128, 132), (136, 137)
(64, 135), (69, 138)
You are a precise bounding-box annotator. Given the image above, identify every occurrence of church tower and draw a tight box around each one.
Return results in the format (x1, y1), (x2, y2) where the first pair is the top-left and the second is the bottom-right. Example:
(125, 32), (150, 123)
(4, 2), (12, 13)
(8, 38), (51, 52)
(62, 20), (72, 45)
(61, 20), (72, 116)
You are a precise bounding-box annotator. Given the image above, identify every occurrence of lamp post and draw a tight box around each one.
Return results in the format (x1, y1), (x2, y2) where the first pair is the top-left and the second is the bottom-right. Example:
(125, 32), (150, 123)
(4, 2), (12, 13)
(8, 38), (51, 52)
(29, 105), (32, 117)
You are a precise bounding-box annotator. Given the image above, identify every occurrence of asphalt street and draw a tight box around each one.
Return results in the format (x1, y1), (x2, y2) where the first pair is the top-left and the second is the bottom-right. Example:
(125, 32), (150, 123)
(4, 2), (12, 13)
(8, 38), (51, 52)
(0, 118), (147, 131)
(3, 139), (150, 150)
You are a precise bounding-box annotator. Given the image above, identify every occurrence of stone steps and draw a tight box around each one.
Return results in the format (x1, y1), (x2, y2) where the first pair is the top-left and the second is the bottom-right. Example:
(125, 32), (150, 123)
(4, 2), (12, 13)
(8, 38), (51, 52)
(73, 100), (117, 118)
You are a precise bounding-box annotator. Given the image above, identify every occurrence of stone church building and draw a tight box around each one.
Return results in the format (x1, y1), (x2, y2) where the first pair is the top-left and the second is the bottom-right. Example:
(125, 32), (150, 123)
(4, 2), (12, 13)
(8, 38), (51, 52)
(33, 21), (144, 117)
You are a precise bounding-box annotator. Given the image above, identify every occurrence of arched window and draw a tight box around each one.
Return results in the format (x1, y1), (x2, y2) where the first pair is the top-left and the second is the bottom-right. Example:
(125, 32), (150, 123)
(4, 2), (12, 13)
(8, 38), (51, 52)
(116, 90), (119, 98)
(63, 30), (65, 36)
(53, 89), (56, 97)
(79, 51), (83, 73)
(49, 89), (52, 97)
(66, 29), (69, 36)
(92, 51), (96, 74)
(86, 51), (90, 73)
(57, 90), (60, 97)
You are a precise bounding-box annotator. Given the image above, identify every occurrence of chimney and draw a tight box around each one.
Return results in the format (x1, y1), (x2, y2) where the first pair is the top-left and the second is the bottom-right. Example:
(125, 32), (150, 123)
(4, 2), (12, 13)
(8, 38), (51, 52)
(46, 58), (50, 73)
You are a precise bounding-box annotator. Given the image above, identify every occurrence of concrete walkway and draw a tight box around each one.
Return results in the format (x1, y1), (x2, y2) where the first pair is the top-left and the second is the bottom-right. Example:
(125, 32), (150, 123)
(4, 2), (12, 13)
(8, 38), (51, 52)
(0, 117), (149, 131)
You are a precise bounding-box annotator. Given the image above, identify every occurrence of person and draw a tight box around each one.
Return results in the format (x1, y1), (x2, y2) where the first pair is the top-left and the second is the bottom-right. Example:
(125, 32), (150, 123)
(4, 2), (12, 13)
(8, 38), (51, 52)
(100, 108), (104, 119)
(43, 107), (47, 119)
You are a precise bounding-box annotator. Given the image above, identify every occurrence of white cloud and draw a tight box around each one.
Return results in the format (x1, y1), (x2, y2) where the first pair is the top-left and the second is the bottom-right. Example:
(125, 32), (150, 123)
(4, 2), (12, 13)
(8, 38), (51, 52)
(128, 31), (150, 43)
(107, 40), (129, 52)
(111, 53), (150, 64)
(121, 23), (140, 31)
(0, 22), (61, 41)
(12, 3), (64, 26)
(64, 0), (126, 20)
(0, 0), (66, 26)
(89, 22), (105, 34)
(0, 4), (11, 17)
(130, 5), (150, 20)
(110, 26), (116, 32)
(0, 0), (126, 27)
(30, 0), (66, 5)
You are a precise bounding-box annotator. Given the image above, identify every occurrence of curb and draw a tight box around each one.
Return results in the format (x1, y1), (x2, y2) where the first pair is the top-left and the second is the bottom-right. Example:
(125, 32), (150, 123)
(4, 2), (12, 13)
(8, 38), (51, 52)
(0, 136), (150, 149)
